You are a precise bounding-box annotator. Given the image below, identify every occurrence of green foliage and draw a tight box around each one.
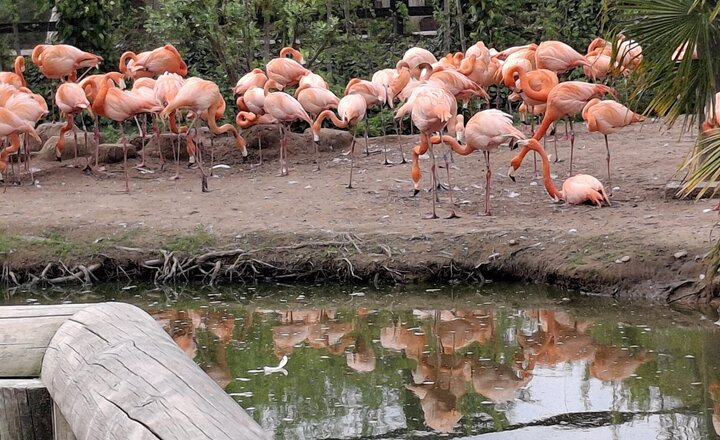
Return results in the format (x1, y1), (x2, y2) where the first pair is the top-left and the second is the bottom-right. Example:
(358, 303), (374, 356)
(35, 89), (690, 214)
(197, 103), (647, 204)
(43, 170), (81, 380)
(163, 226), (218, 254)
(50, 0), (123, 63)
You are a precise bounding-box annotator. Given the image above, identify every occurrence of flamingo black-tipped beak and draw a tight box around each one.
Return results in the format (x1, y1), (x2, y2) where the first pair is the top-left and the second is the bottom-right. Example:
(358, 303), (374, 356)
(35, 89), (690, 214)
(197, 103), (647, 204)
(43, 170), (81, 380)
(509, 139), (518, 150)
(509, 175), (516, 182)
(412, 189), (420, 197)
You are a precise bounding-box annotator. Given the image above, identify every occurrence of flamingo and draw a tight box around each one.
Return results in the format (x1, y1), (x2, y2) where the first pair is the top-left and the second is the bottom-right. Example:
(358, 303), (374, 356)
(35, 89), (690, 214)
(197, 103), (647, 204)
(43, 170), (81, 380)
(297, 72), (328, 91)
(161, 77), (247, 190)
(417, 110), (525, 216)
(86, 78), (163, 192)
(583, 48), (612, 82)
(265, 47), (309, 89)
(233, 68), (268, 96)
(55, 82), (91, 164)
(344, 78), (383, 156)
(0, 107), (41, 189)
(509, 81), (618, 177)
(582, 98), (645, 191)
(129, 78), (162, 169)
(31, 44), (102, 80)
(153, 72), (186, 177)
(3, 91), (47, 181)
(79, 72), (126, 169)
(534, 40), (590, 74)
(702, 92), (720, 135)
(512, 138), (610, 207)
(371, 67), (406, 163)
(312, 94), (367, 188)
(401, 47), (438, 69)
(261, 79), (313, 176)
(235, 110), (279, 168)
(118, 44), (188, 79)
(0, 56), (26, 88)
(396, 85), (457, 218)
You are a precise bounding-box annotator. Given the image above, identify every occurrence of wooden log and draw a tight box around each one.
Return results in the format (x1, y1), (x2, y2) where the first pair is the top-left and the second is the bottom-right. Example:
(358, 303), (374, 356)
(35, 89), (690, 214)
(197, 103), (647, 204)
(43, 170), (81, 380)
(0, 379), (53, 440)
(42, 303), (269, 440)
(0, 305), (89, 377)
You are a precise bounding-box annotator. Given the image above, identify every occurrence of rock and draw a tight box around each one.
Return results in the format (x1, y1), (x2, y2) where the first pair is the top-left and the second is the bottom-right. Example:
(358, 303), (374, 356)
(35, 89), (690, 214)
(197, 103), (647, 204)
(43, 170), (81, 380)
(95, 144), (138, 164)
(621, 255), (631, 262)
(674, 250), (688, 260)
(37, 134), (99, 161)
(508, 239), (518, 246)
(138, 133), (190, 161)
(30, 122), (70, 152)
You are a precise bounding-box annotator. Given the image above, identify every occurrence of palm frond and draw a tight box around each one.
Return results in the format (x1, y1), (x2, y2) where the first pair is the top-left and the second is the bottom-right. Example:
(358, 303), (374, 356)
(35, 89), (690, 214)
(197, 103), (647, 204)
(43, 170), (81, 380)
(604, 0), (719, 129)
(679, 130), (720, 198)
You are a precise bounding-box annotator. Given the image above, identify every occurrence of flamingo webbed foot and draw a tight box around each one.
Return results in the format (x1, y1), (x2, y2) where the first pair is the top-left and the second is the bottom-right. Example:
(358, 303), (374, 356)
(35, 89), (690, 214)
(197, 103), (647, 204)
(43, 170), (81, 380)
(412, 189), (420, 197)
(446, 211), (461, 219)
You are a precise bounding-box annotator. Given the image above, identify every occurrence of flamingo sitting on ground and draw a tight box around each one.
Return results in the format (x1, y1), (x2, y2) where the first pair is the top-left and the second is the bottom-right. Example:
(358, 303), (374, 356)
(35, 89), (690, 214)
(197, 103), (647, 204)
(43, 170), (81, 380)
(0, 56), (26, 88)
(55, 82), (91, 163)
(512, 138), (610, 207)
(509, 81), (618, 177)
(119, 44), (188, 79)
(582, 98), (645, 191)
(312, 94), (367, 188)
(31, 44), (102, 80)
(261, 79), (313, 176)
(416, 110), (525, 216)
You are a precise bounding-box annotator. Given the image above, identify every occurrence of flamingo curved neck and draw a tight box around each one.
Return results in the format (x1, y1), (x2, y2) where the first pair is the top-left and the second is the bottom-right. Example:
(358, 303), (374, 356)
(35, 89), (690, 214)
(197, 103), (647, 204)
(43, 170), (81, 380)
(118, 51), (137, 74)
(524, 139), (563, 200)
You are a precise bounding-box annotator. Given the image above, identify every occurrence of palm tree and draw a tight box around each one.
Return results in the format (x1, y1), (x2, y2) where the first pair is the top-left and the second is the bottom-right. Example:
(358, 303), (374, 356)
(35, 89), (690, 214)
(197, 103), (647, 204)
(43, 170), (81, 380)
(605, 0), (720, 299)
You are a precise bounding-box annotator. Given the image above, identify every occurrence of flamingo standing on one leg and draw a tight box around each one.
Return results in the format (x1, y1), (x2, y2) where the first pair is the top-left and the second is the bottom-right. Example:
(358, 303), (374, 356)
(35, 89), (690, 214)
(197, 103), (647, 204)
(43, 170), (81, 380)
(513, 138), (610, 207)
(55, 82), (91, 165)
(161, 77), (248, 191)
(417, 110), (525, 216)
(296, 84), (339, 170)
(581, 98), (645, 192)
(509, 81), (618, 177)
(312, 94), (367, 188)
(0, 56), (26, 88)
(79, 72), (125, 170)
(261, 80), (313, 176)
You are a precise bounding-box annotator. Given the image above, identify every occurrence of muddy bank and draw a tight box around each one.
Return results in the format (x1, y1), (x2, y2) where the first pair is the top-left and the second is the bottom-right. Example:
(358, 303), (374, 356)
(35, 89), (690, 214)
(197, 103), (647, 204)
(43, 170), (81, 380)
(0, 120), (717, 304)
(0, 228), (712, 305)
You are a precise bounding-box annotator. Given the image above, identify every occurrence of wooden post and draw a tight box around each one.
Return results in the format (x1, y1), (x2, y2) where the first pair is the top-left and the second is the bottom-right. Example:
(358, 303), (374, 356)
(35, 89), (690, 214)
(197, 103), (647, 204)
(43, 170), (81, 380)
(0, 379), (53, 440)
(41, 303), (269, 440)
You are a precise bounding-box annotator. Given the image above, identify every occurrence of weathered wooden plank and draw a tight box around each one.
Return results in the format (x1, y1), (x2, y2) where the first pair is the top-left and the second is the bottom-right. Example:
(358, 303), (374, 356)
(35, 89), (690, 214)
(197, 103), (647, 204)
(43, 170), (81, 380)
(0, 304), (88, 378)
(0, 379), (53, 440)
(42, 303), (269, 440)
(52, 403), (76, 440)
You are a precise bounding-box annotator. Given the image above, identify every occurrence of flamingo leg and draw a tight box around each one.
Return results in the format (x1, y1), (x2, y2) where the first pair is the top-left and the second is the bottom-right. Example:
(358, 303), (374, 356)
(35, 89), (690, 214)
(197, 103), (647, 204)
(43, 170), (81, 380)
(134, 115), (147, 169)
(24, 134), (33, 183)
(364, 119), (369, 156)
(196, 126), (209, 192)
(209, 136), (215, 177)
(442, 135), (460, 219)
(427, 137), (438, 219)
(605, 134), (612, 195)
(72, 113), (79, 167)
(553, 125), (560, 162)
(93, 115), (102, 170)
(382, 110), (390, 165)
(170, 129), (181, 180)
(120, 121), (129, 193)
(347, 130), (356, 189)
(569, 123), (576, 176)
(154, 114), (164, 171)
(483, 150), (492, 216)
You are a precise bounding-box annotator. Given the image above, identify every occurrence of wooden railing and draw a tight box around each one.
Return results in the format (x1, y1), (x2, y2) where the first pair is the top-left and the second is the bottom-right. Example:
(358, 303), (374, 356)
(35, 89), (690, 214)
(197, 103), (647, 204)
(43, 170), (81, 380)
(0, 303), (268, 440)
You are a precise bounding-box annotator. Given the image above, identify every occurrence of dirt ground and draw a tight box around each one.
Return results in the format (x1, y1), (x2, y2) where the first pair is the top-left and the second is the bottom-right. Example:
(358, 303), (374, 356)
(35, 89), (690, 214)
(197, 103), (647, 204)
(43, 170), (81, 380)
(1, 119), (717, 304)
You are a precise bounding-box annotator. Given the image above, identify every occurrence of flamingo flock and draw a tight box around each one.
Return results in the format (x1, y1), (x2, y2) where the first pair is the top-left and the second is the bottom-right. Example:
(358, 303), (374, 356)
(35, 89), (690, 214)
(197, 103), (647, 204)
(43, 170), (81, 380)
(0, 35), (663, 212)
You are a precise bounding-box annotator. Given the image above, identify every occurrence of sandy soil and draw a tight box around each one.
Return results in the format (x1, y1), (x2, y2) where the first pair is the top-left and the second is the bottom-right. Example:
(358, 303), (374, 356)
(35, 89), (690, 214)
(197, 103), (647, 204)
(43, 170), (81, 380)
(1, 119), (717, 303)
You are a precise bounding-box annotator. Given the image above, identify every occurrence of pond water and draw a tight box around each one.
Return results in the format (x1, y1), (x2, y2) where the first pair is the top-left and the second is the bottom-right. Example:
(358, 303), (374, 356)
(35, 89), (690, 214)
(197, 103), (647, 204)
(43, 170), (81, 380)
(6, 283), (720, 439)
